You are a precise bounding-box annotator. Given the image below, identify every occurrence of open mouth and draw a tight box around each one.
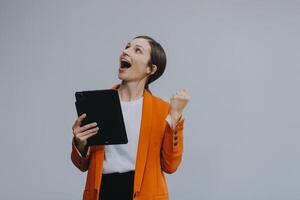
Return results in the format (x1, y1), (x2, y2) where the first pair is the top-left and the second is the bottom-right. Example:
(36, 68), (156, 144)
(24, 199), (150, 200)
(120, 59), (132, 69)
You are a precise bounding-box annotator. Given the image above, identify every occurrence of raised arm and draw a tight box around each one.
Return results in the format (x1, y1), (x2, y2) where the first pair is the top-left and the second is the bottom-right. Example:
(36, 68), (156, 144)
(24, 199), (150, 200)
(160, 89), (189, 173)
(161, 114), (185, 173)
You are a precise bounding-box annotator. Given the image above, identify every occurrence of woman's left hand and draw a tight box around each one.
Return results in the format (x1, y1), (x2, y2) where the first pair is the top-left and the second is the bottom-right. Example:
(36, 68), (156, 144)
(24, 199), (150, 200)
(169, 89), (190, 122)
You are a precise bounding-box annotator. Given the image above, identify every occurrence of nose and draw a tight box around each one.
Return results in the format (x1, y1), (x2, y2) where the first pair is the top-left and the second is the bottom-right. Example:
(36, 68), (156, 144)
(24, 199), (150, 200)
(122, 47), (130, 56)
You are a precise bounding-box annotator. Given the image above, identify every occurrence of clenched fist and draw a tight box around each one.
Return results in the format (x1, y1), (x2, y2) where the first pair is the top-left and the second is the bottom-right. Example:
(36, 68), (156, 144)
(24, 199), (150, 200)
(169, 89), (190, 124)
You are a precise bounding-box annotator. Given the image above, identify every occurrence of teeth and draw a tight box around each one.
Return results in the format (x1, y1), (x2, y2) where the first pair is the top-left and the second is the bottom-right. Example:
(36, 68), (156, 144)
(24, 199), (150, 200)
(121, 58), (130, 62)
(120, 58), (131, 68)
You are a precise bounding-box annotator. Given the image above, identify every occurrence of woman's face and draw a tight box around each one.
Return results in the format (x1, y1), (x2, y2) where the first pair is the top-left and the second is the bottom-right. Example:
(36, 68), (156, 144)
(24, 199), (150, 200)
(118, 38), (153, 82)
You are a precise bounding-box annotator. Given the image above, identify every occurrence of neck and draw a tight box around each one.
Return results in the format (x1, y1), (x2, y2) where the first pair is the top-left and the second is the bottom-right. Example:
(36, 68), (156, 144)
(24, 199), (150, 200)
(117, 80), (146, 101)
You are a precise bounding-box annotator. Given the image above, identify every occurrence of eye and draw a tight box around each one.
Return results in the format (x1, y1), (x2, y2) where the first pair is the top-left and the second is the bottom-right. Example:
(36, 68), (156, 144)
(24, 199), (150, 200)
(135, 48), (142, 53)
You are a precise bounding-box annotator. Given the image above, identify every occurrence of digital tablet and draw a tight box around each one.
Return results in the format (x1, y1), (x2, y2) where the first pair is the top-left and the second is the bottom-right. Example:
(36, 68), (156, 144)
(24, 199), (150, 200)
(75, 89), (128, 146)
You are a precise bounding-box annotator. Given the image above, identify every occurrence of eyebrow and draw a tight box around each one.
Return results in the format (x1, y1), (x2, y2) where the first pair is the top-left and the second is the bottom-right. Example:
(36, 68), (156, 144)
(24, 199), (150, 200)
(127, 43), (145, 51)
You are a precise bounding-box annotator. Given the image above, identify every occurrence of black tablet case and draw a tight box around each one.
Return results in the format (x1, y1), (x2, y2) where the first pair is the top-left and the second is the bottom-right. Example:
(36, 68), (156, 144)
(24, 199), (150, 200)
(75, 89), (128, 146)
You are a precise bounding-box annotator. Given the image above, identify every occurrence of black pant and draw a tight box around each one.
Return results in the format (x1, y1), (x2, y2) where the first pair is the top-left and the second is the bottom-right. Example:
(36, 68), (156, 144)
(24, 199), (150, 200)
(99, 171), (135, 200)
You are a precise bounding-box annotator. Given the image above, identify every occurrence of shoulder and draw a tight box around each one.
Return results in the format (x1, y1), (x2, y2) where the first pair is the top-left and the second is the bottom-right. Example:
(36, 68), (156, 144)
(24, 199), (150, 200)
(150, 93), (170, 112)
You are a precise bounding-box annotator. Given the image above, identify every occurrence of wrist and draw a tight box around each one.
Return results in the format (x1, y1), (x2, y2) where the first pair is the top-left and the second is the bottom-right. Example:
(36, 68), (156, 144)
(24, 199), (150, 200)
(170, 111), (182, 121)
(78, 144), (88, 157)
(74, 138), (87, 155)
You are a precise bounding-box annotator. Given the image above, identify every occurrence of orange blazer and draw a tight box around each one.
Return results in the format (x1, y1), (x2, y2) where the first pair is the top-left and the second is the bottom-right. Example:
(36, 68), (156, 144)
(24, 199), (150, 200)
(71, 83), (185, 200)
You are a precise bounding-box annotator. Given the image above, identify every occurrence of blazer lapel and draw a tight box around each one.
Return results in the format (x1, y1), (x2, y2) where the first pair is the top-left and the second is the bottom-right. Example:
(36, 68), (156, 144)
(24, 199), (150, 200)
(111, 83), (153, 192)
(134, 88), (152, 192)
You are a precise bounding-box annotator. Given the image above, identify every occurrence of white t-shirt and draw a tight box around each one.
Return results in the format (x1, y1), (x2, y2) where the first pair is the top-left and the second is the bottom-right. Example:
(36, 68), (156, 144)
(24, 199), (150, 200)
(102, 96), (143, 174)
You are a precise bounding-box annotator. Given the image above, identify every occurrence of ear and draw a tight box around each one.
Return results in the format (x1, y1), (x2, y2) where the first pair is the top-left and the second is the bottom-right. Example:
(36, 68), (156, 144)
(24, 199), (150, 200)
(147, 64), (157, 75)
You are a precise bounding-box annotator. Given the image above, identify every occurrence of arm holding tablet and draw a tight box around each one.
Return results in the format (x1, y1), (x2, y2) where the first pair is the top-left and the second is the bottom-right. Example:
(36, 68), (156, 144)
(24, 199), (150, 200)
(71, 113), (99, 171)
(72, 113), (99, 155)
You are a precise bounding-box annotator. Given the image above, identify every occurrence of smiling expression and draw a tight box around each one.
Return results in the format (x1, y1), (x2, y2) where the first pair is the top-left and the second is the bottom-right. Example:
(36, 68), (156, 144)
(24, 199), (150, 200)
(118, 38), (153, 82)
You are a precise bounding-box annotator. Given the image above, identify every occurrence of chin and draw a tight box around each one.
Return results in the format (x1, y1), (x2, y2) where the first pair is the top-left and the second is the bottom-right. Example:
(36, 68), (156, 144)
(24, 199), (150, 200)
(118, 73), (126, 81)
(118, 74), (123, 80)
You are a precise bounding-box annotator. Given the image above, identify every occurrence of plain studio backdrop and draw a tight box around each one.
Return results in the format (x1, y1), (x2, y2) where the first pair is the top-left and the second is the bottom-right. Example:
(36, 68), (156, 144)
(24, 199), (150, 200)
(1, 0), (299, 199)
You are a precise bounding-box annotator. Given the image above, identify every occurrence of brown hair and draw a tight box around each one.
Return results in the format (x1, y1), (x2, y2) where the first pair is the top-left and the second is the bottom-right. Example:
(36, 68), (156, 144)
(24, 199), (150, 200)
(134, 35), (167, 94)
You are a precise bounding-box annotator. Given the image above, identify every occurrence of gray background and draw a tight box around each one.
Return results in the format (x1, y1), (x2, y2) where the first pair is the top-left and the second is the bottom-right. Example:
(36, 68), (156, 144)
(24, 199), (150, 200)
(1, 0), (299, 199)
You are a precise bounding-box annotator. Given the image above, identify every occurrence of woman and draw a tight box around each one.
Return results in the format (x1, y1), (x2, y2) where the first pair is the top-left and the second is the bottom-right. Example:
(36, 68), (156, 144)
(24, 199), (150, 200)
(71, 35), (189, 200)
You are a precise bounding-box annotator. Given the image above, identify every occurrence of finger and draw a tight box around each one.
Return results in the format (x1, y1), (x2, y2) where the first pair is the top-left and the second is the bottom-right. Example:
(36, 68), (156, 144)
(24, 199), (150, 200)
(180, 94), (189, 101)
(175, 89), (186, 97)
(81, 131), (99, 141)
(79, 127), (99, 137)
(179, 89), (188, 97)
(171, 91), (187, 102)
(75, 128), (98, 141)
(72, 125), (85, 136)
(73, 123), (97, 137)
(72, 128), (80, 136)
(173, 93), (185, 101)
(179, 89), (188, 96)
(170, 95), (176, 103)
(72, 113), (87, 130)
(79, 122), (98, 132)
(177, 90), (189, 100)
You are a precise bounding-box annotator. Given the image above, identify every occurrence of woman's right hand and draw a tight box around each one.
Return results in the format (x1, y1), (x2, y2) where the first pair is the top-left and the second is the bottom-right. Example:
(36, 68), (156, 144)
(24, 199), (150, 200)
(72, 113), (99, 155)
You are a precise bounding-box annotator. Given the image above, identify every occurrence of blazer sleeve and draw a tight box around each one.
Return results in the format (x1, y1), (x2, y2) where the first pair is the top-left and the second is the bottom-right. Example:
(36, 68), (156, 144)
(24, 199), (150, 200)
(71, 137), (92, 172)
(160, 114), (185, 174)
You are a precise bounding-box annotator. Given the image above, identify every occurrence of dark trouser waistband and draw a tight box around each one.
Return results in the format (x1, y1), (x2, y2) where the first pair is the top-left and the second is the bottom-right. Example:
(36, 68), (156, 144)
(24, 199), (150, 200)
(99, 171), (135, 200)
